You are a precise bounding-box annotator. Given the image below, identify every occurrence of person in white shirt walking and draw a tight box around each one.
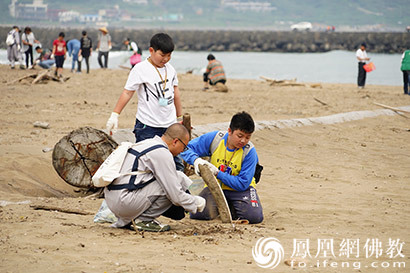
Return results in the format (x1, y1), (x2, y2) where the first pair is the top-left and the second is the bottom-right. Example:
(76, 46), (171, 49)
(356, 43), (370, 88)
(21, 27), (40, 69)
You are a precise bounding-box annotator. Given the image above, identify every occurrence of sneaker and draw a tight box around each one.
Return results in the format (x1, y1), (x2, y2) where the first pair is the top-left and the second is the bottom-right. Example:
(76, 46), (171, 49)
(132, 219), (170, 232)
(19, 64), (25, 70)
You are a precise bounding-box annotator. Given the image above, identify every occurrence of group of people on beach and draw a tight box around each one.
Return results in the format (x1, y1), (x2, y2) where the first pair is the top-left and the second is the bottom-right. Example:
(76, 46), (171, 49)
(101, 32), (255, 232)
(355, 42), (409, 95)
(5, 26), (130, 78)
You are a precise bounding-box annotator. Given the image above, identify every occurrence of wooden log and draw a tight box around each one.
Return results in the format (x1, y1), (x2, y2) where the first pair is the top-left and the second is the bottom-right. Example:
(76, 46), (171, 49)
(30, 204), (94, 215)
(373, 102), (410, 114)
(198, 164), (232, 224)
(313, 97), (328, 106)
(182, 113), (192, 140)
(7, 73), (38, 85)
(52, 127), (118, 188)
(32, 70), (50, 84)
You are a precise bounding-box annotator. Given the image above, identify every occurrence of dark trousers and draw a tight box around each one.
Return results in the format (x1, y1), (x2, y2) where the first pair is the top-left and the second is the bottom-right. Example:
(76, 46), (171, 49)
(25, 45), (33, 67)
(98, 51), (109, 68)
(133, 119), (184, 171)
(78, 56), (90, 73)
(358, 62), (366, 87)
(203, 72), (226, 85)
(403, 70), (410, 94)
(190, 186), (264, 224)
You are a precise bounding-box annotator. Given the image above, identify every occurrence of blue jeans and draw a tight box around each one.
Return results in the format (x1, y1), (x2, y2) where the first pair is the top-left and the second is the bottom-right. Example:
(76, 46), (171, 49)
(190, 186), (264, 224)
(39, 59), (55, 69)
(133, 119), (184, 171)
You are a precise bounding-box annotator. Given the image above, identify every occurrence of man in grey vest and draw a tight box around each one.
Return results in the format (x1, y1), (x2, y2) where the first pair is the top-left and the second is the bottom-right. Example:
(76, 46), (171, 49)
(104, 123), (205, 232)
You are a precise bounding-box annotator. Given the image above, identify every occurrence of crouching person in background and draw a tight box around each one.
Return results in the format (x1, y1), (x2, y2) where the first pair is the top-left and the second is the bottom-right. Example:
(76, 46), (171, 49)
(34, 46), (55, 69)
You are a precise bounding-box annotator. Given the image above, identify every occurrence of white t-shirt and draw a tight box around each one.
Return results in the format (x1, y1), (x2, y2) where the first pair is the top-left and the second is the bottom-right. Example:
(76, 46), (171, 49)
(356, 49), (368, 63)
(124, 59), (179, 128)
(21, 32), (35, 52)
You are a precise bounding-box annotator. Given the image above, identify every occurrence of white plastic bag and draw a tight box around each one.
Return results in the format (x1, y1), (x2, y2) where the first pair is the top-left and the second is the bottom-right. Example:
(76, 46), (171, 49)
(92, 142), (134, 187)
(93, 200), (117, 223)
(6, 32), (15, 46)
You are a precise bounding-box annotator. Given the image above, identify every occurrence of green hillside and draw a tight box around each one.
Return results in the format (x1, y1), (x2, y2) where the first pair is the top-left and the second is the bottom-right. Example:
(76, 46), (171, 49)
(1, 0), (408, 31)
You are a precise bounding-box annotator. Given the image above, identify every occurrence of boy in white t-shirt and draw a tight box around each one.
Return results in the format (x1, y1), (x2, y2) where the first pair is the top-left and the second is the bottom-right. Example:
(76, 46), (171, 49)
(106, 33), (184, 169)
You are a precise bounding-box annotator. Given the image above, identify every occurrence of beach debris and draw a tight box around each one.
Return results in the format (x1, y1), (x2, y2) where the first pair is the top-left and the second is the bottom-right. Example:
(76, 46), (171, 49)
(33, 121), (50, 129)
(198, 164), (232, 224)
(52, 127), (118, 188)
(118, 65), (131, 70)
(313, 97), (329, 106)
(42, 147), (53, 153)
(7, 70), (70, 85)
(373, 102), (410, 116)
(30, 204), (94, 215)
(93, 200), (118, 223)
(260, 76), (322, 88)
(0, 200), (31, 207)
(214, 82), (229, 92)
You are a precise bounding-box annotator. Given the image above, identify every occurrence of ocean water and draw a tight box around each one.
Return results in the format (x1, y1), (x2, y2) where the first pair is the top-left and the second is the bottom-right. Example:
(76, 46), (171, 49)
(0, 49), (403, 86)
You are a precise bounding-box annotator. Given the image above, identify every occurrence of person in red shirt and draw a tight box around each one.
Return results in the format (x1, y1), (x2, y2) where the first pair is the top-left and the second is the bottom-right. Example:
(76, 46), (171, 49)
(52, 32), (67, 78)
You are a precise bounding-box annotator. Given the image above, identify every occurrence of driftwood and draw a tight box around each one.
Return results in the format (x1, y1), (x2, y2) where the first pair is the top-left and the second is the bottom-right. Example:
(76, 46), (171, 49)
(7, 70), (70, 85)
(313, 97), (329, 106)
(260, 76), (322, 88)
(32, 70), (51, 84)
(182, 113), (192, 139)
(198, 164), (232, 224)
(52, 127), (118, 188)
(7, 73), (38, 85)
(30, 204), (94, 215)
(118, 65), (131, 70)
(373, 102), (410, 115)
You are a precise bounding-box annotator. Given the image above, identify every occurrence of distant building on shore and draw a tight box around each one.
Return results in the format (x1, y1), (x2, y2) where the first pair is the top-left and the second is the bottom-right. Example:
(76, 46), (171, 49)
(9, 0), (48, 20)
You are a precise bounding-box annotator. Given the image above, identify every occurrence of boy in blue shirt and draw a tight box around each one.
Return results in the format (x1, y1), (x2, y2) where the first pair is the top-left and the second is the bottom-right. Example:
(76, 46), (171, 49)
(181, 112), (263, 224)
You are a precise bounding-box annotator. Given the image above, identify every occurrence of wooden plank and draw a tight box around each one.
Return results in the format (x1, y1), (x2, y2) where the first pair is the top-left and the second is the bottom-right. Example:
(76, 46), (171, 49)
(30, 204), (94, 215)
(198, 164), (232, 223)
(373, 102), (410, 114)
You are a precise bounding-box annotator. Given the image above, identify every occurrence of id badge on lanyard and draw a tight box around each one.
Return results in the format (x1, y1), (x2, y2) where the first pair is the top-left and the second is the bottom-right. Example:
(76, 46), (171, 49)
(158, 97), (168, 107)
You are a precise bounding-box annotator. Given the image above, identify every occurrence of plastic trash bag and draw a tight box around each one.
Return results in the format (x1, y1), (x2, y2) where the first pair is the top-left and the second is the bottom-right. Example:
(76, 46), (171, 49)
(93, 199), (117, 223)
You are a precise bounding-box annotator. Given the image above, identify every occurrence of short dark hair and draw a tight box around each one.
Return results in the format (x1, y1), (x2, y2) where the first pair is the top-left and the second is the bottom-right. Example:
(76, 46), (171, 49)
(82, 30), (87, 36)
(150, 33), (174, 54)
(24, 26), (31, 32)
(207, 54), (215, 60)
(35, 46), (41, 50)
(59, 32), (65, 38)
(361, 43), (367, 48)
(229, 111), (255, 134)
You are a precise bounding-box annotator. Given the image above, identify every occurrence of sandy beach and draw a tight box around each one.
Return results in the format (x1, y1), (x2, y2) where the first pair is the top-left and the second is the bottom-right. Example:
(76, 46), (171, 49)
(0, 64), (409, 272)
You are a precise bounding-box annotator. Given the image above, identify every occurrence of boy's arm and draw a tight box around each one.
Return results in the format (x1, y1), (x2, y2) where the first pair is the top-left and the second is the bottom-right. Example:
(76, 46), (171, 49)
(106, 89), (135, 134)
(180, 131), (218, 165)
(113, 89), (135, 114)
(173, 85), (182, 118)
(216, 148), (258, 192)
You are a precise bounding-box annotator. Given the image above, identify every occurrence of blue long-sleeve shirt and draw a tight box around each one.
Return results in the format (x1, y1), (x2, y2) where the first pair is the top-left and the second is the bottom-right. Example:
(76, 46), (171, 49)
(67, 39), (81, 56)
(181, 131), (258, 191)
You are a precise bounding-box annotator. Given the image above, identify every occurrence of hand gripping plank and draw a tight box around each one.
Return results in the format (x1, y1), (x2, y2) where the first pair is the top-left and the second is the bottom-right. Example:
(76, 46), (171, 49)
(198, 164), (232, 223)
